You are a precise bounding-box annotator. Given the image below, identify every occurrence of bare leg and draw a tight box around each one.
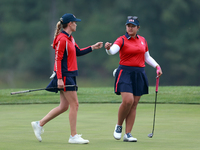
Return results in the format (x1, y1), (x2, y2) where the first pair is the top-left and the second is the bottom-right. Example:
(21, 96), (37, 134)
(117, 92), (134, 126)
(40, 90), (69, 126)
(63, 91), (79, 137)
(125, 96), (141, 133)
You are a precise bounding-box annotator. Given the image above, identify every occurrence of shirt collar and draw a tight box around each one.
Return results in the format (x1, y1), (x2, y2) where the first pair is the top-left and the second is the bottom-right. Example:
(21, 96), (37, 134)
(62, 30), (71, 37)
(125, 32), (139, 40)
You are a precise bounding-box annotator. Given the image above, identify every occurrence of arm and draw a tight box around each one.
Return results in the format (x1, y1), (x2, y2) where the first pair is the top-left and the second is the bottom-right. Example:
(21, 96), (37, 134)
(145, 51), (162, 77)
(105, 37), (123, 55)
(75, 45), (92, 56)
(76, 42), (103, 56)
(145, 51), (158, 68)
(105, 43), (120, 55)
(55, 39), (66, 79)
(54, 39), (66, 88)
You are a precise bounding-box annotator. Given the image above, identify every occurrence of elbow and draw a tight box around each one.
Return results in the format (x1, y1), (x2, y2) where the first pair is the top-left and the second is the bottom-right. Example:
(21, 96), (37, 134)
(145, 59), (149, 65)
(76, 54), (81, 57)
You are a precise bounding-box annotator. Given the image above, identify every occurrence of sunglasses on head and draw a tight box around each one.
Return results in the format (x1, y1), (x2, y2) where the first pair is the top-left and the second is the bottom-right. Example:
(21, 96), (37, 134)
(127, 16), (138, 20)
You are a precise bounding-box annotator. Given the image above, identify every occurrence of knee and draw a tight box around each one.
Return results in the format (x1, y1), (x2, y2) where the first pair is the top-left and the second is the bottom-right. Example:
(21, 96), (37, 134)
(122, 98), (134, 107)
(132, 97), (140, 110)
(64, 105), (69, 111)
(75, 101), (79, 110)
(70, 101), (79, 111)
(59, 105), (69, 113)
(132, 103), (138, 110)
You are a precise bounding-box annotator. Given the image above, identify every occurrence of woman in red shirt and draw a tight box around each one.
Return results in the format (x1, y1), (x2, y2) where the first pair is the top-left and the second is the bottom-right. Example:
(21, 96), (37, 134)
(105, 16), (162, 142)
(31, 13), (103, 144)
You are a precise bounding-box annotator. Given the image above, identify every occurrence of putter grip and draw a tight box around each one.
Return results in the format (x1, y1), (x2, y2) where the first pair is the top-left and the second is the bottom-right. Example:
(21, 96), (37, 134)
(156, 78), (159, 92)
(10, 90), (30, 95)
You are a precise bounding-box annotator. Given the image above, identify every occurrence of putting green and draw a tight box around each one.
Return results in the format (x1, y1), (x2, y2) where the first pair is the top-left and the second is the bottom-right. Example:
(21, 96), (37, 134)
(0, 103), (199, 150)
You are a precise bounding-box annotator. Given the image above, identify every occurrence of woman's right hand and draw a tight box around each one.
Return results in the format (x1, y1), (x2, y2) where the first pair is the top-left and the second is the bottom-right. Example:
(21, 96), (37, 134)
(105, 42), (112, 50)
(91, 42), (103, 50)
(57, 79), (64, 89)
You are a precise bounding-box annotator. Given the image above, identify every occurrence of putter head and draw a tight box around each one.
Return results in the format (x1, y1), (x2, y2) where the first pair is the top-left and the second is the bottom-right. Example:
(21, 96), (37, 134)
(148, 133), (153, 138)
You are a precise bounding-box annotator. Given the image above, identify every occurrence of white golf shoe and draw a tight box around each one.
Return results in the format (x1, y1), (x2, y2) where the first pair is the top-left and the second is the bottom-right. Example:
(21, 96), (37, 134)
(113, 124), (122, 140)
(31, 121), (44, 142)
(68, 134), (89, 144)
(123, 133), (137, 142)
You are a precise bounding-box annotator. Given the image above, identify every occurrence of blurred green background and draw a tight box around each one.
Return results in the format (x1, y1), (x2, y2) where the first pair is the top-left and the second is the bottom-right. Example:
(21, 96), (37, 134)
(0, 0), (200, 88)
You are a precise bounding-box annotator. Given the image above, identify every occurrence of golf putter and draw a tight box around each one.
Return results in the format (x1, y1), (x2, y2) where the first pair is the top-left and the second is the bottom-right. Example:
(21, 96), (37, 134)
(148, 77), (159, 138)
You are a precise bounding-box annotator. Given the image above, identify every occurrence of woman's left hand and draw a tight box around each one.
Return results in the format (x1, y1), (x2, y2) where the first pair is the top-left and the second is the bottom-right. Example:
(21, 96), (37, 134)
(91, 42), (103, 50)
(156, 65), (162, 78)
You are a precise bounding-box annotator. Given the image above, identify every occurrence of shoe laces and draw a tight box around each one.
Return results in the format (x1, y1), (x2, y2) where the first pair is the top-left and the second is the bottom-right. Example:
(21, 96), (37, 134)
(38, 126), (44, 134)
(72, 134), (82, 138)
(116, 126), (122, 133)
(73, 134), (84, 140)
(126, 133), (133, 138)
(36, 121), (44, 134)
(77, 134), (82, 137)
(40, 128), (44, 134)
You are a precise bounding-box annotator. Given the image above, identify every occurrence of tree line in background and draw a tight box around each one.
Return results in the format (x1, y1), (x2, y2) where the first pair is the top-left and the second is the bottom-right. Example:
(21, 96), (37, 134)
(0, 0), (200, 88)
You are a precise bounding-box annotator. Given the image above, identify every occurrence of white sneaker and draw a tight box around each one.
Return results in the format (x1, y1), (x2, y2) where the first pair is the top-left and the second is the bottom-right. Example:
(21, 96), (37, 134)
(123, 133), (137, 142)
(113, 124), (122, 140)
(68, 134), (89, 144)
(31, 121), (44, 142)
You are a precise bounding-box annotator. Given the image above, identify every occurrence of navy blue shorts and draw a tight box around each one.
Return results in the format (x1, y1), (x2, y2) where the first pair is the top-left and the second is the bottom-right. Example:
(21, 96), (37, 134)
(114, 65), (148, 96)
(46, 74), (78, 93)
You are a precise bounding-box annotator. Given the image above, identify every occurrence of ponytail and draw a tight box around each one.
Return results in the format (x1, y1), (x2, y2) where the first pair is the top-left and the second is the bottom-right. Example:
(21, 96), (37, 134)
(51, 21), (62, 46)
(51, 21), (68, 46)
(53, 21), (62, 39)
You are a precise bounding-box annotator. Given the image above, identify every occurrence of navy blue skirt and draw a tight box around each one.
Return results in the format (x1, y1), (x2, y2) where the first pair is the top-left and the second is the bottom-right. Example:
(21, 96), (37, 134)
(46, 74), (78, 93)
(114, 65), (148, 96)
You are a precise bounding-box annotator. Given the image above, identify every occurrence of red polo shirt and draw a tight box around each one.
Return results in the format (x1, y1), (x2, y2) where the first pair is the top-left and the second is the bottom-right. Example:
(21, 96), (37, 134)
(114, 33), (148, 67)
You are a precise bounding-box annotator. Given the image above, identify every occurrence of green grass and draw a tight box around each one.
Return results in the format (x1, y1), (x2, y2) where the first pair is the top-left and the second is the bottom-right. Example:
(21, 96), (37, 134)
(0, 86), (200, 149)
(1, 86), (200, 104)
(0, 103), (199, 150)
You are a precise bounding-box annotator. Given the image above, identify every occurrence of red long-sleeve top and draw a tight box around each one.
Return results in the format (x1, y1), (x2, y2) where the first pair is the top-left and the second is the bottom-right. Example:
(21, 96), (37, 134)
(52, 31), (92, 79)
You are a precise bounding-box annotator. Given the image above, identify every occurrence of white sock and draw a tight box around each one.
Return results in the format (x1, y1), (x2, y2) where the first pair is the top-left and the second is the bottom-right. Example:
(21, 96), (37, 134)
(38, 121), (42, 128)
(71, 134), (77, 138)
